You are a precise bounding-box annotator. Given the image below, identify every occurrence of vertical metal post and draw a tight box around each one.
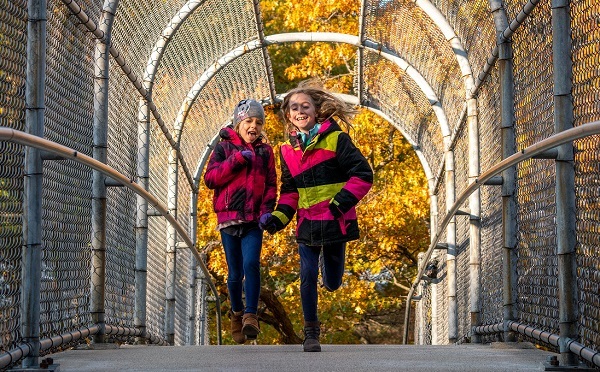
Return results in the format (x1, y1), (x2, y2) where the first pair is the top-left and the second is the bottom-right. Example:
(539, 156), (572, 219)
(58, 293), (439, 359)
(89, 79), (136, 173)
(21, 0), (46, 367)
(429, 186), (439, 345)
(198, 254), (208, 345)
(490, 0), (517, 342)
(415, 252), (425, 345)
(467, 96), (482, 343)
(187, 252), (198, 345)
(91, 0), (119, 345)
(192, 134), (220, 345)
(445, 146), (457, 343)
(552, 0), (578, 366)
(187, 192), (199, 345)
(165, 148), (179, 345)
(134, 96), (150, 344)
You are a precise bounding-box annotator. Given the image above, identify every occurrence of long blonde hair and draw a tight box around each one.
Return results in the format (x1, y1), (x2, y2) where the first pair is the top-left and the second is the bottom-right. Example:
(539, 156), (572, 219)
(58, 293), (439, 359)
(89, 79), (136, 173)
(280, 79), (357, 133)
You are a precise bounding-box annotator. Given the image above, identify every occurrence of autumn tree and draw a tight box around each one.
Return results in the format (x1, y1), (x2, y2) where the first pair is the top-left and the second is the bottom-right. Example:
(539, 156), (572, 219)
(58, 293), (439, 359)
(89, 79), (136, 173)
(196, 0), (430, 345)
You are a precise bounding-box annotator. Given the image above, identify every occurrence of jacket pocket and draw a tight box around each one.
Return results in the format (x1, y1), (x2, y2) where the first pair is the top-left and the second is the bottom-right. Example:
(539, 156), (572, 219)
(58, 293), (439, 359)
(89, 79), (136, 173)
(338, 216), (347, 235)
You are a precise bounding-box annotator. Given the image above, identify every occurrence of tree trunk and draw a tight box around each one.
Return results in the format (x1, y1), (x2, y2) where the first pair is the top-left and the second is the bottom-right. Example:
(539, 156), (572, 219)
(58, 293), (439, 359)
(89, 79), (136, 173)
(259, 287), (303, 344)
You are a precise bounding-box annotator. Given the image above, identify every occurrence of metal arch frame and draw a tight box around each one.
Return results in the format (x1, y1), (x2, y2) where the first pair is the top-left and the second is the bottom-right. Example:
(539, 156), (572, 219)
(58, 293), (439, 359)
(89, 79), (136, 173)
(55, 0), (468, 225)
(176, 31), (461, 345)
(412, 0), (479, 345)
(174, 31), (450, 176)
(134, 6), (477, 347)
(58, 0), (462, 236)
(334, 93), (434, 182)
(59, 0), (478, 348)
(57, 0), (224, 346)
(55, 0), (465, 193)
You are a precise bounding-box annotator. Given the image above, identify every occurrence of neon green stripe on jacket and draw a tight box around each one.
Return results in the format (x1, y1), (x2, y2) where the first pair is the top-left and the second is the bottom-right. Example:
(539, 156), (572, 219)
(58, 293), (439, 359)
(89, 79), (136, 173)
(298, 182), (345, 209)
(307, 130), (339, 151)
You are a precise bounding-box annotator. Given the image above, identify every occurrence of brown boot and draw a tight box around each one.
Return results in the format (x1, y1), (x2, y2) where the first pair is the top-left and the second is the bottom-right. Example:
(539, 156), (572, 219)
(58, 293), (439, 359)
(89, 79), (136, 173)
(303, 321), (321, 352)
(242, 313), (260, 339)
(229, 310), (245, 344)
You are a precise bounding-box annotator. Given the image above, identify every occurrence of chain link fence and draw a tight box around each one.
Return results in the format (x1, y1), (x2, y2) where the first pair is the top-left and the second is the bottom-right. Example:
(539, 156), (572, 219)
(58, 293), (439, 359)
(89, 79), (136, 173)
(1, 0), (600, 369)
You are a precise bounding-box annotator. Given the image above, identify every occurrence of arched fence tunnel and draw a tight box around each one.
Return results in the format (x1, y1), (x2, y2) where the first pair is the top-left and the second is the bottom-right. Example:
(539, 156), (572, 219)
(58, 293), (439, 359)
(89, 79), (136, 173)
(0, 0), (599, 369)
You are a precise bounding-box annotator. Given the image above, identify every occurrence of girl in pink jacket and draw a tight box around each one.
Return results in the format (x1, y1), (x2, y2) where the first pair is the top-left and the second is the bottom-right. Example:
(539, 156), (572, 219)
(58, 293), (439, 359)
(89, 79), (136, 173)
(204, 99), (277, 343)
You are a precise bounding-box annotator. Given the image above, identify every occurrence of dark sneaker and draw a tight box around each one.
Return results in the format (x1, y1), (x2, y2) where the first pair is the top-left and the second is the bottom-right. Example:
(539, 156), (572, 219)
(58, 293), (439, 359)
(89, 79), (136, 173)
(303, 321), (321, 352)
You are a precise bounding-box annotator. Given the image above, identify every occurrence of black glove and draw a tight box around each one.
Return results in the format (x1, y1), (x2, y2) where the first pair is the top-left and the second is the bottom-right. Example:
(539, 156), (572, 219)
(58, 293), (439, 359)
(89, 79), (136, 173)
(259, 213), (279, 234)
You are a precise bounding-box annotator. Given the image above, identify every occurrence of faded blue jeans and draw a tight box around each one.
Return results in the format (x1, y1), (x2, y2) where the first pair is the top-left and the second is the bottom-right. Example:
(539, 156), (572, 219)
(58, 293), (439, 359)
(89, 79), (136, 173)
(299, 242), (346, 322)
(220, 227), (262, 314)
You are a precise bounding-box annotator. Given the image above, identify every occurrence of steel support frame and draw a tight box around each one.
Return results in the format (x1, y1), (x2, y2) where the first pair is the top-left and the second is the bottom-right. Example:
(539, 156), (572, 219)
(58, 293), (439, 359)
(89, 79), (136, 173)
(90, 0), (120, 346)
(552, 0), (578, 367)
(21, 0), (47, 367)
(489, 0), (518, 343)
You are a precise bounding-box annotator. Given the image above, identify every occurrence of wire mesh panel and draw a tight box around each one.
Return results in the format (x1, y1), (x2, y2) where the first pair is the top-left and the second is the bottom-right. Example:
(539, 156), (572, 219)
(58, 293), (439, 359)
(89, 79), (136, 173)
(100, 54), (143, 339)
(359, 51), (443, 178)
(112, 0), (190, 73)
(179, 52), (272, 163)
(434, 251), (448, 344)
(432, 178), (449, 344)
(453, 126), (471, 342)
(146, 215), (167, 342)
(173, 166), (193, 346)
(512, 2), (559, 343)
(477, 67), (504, 332)
(428, 0), (495, 84)
(419, 282), (433, 344)
(363, 0), (466, 135)
(571, 0), (600, 354)
(150, 0), (263, 136)
(0, 0), (27, 353)
(38, 0), (101, 349)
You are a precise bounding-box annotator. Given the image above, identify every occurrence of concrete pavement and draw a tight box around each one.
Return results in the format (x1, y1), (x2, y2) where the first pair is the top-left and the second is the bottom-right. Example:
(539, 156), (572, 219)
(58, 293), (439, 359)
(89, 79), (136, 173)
(41, 342), (557, 371)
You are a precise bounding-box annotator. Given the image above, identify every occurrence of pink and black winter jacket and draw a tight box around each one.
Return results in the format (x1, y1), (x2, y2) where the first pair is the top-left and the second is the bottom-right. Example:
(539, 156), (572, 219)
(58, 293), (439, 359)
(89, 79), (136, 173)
(270, 119), (373, 245)
(204, 126), (277, 226)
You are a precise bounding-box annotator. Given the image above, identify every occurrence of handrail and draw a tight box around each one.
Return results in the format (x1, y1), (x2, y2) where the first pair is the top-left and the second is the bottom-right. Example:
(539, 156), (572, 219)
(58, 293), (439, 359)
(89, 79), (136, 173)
(403, 120), (600, 344)
(0, 127), (222, 345)
(473, 321), (600, 367)
(0, 324), (169, 369)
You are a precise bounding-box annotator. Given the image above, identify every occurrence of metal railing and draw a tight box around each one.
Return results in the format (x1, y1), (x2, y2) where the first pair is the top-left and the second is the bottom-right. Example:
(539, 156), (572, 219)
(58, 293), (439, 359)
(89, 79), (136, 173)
(404, 120), (600, 369)
(0, 127), (223, 369)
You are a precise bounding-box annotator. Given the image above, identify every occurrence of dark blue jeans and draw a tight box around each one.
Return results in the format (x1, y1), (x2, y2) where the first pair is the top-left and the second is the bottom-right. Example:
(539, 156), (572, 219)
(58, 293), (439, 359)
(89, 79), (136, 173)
(220, 227), (263, 314)
(299, 242), (346, 322)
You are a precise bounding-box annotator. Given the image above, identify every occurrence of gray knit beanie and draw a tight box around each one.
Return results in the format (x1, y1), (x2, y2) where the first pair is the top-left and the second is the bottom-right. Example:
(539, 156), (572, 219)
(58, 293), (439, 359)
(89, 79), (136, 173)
(233, 99), (265, 126)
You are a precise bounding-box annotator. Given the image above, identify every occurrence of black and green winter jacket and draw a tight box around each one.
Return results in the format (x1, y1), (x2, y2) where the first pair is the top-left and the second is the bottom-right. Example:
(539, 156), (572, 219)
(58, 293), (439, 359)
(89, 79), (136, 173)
(270, 119), (373, 245)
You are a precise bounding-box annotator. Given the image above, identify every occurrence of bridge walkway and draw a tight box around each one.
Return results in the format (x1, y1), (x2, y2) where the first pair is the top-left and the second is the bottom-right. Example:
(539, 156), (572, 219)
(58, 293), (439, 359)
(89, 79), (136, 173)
(40, 342), (557, 372)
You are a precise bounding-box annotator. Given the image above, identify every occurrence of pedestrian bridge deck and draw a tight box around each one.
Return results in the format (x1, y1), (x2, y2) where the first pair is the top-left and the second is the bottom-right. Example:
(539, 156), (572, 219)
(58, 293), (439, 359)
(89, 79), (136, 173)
(45, 343), (555, 372)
